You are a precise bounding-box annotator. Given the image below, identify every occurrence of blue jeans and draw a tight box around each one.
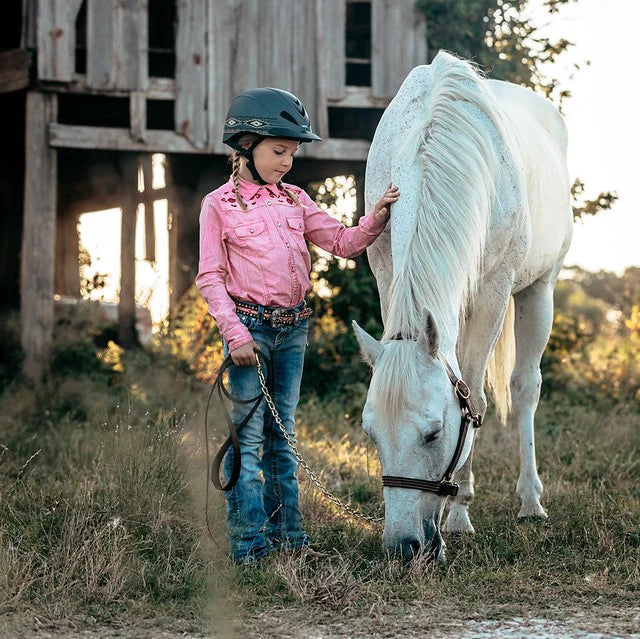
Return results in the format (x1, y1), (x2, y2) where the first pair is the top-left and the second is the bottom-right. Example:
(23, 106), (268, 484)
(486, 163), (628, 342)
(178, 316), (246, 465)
(221, 308), (310, 563)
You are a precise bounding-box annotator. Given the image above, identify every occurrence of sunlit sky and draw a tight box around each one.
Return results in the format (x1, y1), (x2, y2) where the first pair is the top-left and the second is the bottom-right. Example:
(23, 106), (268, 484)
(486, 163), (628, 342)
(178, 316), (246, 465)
(525, 0), (638, 274)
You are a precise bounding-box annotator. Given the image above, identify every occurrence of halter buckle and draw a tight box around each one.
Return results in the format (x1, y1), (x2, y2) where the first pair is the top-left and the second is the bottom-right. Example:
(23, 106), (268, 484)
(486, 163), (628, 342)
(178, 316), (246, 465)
(438, 480), (459, 497)
(455, 379), (471, 399)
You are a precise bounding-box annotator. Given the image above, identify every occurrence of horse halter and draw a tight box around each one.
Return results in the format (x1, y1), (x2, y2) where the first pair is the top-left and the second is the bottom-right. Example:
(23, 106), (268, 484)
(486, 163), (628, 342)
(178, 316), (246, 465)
(381, 337), (483, 497)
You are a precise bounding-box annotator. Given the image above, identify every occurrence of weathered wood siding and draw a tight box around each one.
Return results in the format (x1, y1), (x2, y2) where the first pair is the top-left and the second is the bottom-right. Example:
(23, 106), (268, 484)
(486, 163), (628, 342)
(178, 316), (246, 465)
(371, 0), (427, 98)
(319, 0), (345, 101)
(208, 0), (329, 156)
(86, 0), (148, 91)
(175, 0), (208, 148)
(37, 0), (84, 81)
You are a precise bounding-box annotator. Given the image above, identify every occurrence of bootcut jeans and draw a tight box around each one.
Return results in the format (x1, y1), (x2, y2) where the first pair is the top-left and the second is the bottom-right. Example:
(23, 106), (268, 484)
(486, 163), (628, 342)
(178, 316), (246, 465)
(221, 307), (310, 563)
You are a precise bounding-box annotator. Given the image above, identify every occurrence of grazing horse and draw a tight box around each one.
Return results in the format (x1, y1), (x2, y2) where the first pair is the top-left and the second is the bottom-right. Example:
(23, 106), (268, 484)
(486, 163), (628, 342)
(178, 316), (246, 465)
(352, 51), (572, 561)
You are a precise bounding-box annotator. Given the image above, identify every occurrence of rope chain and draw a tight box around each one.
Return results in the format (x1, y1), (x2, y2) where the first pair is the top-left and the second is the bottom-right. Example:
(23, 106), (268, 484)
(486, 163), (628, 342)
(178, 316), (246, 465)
(255, 355), (383, 526)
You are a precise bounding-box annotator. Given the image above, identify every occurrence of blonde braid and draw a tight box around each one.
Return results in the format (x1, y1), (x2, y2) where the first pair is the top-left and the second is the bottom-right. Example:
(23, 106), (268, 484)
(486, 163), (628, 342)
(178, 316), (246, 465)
(231, 152), (248, 211)
(277, 181), (307, 209)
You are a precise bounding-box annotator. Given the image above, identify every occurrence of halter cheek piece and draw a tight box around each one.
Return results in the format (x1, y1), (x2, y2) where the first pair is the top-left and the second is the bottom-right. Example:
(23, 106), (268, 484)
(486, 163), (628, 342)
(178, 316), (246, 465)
(381, 336), (483, 497)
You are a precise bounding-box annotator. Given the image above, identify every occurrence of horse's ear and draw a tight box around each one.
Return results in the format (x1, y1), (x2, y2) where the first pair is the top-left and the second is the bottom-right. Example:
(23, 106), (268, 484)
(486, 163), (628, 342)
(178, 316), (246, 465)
(352, 320), (382, 366)
(419, 308), (439, 357)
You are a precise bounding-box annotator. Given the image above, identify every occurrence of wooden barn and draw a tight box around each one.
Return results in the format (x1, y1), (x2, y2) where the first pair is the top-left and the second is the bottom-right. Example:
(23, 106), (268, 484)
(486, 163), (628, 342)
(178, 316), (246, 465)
(1, 0), (427, 380)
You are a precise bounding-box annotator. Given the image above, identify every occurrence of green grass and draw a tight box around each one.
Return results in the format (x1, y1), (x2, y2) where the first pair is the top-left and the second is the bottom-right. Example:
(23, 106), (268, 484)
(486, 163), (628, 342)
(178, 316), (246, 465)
(0, 335), (639, 636)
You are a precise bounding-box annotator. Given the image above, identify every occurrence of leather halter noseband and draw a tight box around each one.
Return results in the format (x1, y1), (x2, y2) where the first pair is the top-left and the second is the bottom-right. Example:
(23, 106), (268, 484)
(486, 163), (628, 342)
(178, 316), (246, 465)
(381, 336), (483, 497)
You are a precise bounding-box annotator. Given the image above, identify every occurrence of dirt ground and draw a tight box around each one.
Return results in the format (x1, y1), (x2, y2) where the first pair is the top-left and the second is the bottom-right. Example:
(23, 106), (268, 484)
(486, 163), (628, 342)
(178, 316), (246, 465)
(3, 606), (639, 639)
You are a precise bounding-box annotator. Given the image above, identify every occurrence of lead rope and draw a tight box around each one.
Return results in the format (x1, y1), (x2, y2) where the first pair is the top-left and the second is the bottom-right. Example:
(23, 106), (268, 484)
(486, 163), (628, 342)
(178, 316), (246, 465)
(253, 354), (384, 526)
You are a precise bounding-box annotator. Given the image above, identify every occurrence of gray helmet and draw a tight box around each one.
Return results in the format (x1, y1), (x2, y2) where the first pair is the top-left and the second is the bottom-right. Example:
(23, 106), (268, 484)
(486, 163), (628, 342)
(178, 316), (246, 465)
(223, 87), (322, 146)
(223, 88), (321, 184)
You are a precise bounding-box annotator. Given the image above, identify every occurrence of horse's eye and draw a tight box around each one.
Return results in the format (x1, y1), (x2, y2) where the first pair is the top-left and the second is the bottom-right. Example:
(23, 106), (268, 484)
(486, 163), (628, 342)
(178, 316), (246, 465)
(424, 431), (439, 444)
(423, 425), (442, 444)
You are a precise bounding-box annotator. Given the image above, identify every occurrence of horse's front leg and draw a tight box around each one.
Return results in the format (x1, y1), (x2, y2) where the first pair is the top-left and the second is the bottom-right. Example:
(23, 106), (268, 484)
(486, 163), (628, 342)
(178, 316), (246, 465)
(443, 277), (513, 534)
(511, 275), (556, 519)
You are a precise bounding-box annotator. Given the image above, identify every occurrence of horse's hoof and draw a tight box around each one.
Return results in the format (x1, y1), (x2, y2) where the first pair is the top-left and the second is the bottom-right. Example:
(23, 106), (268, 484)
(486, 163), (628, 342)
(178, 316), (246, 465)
(518, 503), (548, 521)
(443, 512), (476, 535)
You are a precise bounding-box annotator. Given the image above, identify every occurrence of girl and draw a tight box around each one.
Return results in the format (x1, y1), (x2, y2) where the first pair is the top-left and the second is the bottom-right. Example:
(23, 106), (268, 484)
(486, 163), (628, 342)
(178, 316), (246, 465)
(196, 87), (399, 563)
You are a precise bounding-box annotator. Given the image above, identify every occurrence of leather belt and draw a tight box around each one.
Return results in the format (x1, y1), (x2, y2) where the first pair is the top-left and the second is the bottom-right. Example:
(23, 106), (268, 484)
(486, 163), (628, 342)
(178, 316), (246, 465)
(234, 299), (313, 328)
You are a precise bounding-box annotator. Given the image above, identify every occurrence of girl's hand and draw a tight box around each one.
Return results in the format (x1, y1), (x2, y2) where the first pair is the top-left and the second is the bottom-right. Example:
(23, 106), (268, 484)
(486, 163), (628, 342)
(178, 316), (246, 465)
(373, 182), (400, 224)
(230, 340), (260, 366)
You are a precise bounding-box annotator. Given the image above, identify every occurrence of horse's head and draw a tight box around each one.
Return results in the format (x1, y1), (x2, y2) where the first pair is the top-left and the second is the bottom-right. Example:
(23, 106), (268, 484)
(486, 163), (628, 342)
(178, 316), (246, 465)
(353, 309), (472, 562)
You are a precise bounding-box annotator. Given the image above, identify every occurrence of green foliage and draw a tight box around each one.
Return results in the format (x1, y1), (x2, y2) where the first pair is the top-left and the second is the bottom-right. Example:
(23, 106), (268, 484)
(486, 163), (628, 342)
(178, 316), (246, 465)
(571, 178), (618, 220)
(542, 272), (640, 403)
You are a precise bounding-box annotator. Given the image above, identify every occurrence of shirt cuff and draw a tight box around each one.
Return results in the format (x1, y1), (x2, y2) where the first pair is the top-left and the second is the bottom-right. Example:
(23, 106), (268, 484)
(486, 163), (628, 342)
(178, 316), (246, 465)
(224, 325), (254, 352)
(358, 211), (388, 235)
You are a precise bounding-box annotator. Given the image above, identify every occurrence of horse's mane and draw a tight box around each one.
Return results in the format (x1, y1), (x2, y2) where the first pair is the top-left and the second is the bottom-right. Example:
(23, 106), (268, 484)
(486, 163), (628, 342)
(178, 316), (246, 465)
(372, 50), (514, 425)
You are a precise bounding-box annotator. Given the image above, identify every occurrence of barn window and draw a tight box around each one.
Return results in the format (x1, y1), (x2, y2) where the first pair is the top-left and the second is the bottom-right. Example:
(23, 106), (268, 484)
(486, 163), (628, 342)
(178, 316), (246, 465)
(75, 0), (87, 74)
(149, 0), (176, 78)
(345, 1), (371, 87)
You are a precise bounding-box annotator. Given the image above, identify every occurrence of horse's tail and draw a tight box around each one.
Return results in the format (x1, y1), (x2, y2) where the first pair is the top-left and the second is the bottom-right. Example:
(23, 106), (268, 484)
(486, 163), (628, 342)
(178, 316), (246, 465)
(486, 296), (516, 424)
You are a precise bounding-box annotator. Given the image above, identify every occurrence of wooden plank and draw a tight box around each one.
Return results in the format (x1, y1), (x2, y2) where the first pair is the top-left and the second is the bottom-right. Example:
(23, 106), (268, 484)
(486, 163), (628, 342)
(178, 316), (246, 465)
(49, 123), (203, 153)
(292, 0), (328, 155)
(328, 86), (389, 109)
(119, 0), (148, 90)
(371, 0), (426, 98)
(86, 0), (116, 88)
(318, 0), (345, 100)
(140, 155), (155, 262)
(232, 0), (260, 94)
(22, 0), (38, 49)
(208, 0), (234, 156)
(0, 49), (32, 93)
(87, 0), (148, 91)
(37, 0), (84, 81)
(175, 0), (208, 148)
(117, 153), (138, 348)
(130, 90), (147, 142)
(21, 92), (58, 381)
(258, 0), (294, 90)
(55, 203), (80, 296)
(48, 123), (371, 159)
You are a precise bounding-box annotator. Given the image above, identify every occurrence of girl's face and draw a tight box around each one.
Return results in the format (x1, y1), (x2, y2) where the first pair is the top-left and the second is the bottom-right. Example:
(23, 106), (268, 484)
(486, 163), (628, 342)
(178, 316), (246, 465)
(239, 137), (300, 184)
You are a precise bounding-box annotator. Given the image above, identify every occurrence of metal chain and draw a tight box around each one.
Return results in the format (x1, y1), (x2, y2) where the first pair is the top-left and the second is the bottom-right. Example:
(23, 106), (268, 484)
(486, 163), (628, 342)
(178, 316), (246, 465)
(255, 355), (384, 526)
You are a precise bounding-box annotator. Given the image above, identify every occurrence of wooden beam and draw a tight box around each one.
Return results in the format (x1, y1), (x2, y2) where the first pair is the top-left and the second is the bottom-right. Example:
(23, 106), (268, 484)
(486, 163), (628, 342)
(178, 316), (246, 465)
(55, 200), (80, 296)
(48, 124), (372, 160)
(130, 90), (147, 142)
(0, 49), (32, 93)
(117, 154), (138, 349)
(21, 92), (57, 381)
(140, 154), (155, 262)
(49, 124), (203, 153)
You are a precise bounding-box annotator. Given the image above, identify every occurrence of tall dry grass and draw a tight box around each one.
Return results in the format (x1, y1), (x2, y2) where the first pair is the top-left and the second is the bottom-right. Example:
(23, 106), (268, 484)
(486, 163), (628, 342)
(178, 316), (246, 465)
(0, 308), (638, 636)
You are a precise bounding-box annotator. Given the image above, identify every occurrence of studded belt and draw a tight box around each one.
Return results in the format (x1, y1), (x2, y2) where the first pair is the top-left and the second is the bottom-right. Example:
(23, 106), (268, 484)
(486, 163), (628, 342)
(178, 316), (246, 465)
(234, 299), (313, 328)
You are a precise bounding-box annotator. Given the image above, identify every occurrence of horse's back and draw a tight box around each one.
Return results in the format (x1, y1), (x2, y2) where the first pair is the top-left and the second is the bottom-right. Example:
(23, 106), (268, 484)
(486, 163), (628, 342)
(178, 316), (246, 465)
(486, 79), (568, 156)
(486, 79), (573, 288)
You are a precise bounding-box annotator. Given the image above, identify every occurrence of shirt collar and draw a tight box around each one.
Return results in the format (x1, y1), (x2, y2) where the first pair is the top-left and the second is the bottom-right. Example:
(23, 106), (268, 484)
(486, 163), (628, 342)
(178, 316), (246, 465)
(233, 175), (280, 200)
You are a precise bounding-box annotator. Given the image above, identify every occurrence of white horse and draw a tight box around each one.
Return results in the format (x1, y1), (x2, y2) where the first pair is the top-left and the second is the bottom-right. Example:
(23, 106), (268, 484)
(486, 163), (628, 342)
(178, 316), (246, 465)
(352, 51), (572, 561)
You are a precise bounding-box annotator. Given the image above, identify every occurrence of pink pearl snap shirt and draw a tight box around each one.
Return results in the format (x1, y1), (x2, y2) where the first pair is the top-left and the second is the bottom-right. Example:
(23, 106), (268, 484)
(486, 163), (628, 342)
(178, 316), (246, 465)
(195, 175), (387, 351)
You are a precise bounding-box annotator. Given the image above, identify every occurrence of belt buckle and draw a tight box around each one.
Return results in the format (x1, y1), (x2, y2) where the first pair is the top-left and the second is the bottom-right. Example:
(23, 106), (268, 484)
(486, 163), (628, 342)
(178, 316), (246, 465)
(270, 308), (284, 328)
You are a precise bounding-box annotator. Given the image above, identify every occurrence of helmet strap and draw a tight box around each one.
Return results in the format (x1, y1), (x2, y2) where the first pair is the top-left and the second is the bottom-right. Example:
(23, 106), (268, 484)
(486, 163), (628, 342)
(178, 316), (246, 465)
(227, 136), (267, 185)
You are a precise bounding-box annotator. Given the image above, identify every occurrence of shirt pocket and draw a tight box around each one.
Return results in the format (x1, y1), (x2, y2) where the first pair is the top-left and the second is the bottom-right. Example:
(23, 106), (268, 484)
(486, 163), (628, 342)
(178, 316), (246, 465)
(227, 220), (272, 258)
(286, 216), (308, 254)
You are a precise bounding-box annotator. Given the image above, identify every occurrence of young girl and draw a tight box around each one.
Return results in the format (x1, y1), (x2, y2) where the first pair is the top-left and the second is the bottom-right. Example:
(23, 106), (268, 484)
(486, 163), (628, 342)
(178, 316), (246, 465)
(196, 87), (399, 563)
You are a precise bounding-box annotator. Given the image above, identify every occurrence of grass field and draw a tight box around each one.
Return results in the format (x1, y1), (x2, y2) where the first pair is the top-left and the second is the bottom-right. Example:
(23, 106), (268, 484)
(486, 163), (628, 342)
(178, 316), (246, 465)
(1, 336), (639, 637)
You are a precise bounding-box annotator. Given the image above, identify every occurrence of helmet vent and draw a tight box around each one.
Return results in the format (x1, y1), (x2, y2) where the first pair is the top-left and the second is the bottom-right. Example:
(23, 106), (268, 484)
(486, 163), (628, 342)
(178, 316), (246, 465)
(280, 110), (298, 124)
